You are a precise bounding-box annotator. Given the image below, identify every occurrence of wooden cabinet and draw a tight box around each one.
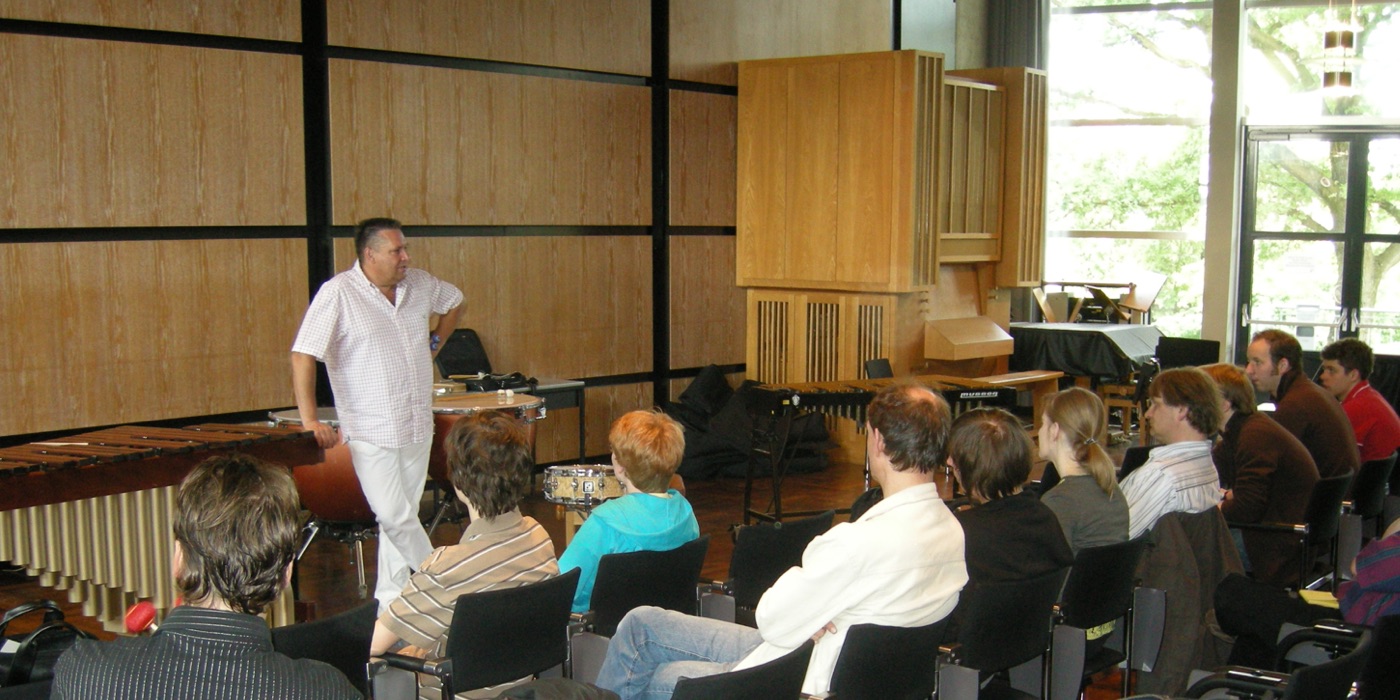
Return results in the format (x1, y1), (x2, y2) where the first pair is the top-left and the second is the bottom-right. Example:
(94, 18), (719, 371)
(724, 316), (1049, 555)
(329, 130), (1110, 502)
(737, 51), (1048, 294)
(738, 50), (942, 293)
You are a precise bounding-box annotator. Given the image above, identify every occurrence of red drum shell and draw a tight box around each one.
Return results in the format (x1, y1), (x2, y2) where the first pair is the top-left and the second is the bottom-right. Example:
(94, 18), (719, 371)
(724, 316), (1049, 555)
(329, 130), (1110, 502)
(270, 409), (376, 523)
(429, 394), (544, 486)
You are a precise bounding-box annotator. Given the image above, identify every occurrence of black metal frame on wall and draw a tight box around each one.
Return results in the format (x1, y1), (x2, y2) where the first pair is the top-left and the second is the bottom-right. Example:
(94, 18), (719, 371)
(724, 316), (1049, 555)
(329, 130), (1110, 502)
(0, 1), (746, 447)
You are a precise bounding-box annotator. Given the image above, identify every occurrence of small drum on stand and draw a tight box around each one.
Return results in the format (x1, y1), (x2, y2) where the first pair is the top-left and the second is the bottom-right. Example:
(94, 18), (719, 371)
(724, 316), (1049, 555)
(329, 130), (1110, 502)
(269, 408), (377, 599)
(542, 465), (625, 508)
(427, 393), (547, 534)
(543, 465), (626, 544)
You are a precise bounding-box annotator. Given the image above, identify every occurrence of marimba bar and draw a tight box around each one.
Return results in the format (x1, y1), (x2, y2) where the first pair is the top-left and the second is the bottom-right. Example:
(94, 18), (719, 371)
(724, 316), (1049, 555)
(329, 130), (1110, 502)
(0, 423), (320, 632)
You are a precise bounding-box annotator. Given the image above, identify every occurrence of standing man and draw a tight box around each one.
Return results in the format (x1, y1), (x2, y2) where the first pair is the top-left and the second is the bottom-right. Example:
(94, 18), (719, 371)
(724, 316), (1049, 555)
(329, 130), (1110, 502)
(1320, 337), (1400, 464)
(1120, 367), (1224, 539)
(1245, 329), (1360, 478)
(594, 384), (968, 698)
(292, 217), (463, 608)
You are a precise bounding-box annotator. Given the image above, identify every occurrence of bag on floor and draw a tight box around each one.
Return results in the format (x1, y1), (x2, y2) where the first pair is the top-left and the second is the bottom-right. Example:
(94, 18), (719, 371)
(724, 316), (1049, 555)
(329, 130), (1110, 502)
(0, 599), (95, 687)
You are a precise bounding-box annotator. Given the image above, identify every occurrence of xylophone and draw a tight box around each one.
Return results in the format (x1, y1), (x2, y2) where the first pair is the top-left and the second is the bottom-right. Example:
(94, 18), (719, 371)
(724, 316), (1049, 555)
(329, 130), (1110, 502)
(0, 424), (319, 632)
(744, 375), (1018, 524)
(753, 374), (1018, 426)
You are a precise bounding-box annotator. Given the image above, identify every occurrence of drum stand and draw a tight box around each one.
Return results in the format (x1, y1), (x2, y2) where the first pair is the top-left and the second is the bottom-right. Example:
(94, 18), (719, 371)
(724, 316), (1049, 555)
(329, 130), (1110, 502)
(296, 517), (377, 599)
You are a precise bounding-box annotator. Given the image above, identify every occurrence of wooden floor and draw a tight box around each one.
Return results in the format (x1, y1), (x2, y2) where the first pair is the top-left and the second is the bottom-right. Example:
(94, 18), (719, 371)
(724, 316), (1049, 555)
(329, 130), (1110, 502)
(1, 449), (1130, 697)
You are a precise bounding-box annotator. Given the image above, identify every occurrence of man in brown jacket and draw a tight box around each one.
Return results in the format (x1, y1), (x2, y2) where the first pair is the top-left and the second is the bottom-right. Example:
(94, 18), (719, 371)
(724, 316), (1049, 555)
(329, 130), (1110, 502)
(1245, 329), (1359, 479)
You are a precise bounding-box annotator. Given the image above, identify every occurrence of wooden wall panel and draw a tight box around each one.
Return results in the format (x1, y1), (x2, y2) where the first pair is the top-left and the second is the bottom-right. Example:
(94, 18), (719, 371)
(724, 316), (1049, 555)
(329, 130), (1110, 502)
(332, 235), (651, 379)
(326, 0), (649, 76)
(670, 0), (892, 85)
(329, 60), (650, 226)
(669, 91), (735, 227)
(670, 236), (744, 369)
(0, 239), (306, 436)
(0, 0), (300, 41)
(0, 34), (305, 229)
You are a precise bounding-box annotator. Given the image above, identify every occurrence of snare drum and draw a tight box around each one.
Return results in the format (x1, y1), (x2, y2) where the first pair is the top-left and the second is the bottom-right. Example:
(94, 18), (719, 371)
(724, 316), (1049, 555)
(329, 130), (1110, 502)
(269, 409), (376, 523)
(428, 393), (546, 486)
(542, 465), (625, 508)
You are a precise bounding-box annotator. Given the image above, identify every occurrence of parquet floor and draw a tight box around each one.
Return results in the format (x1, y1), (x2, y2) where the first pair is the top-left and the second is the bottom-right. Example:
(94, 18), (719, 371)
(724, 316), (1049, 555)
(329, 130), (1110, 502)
(1, 450), (1129, 698)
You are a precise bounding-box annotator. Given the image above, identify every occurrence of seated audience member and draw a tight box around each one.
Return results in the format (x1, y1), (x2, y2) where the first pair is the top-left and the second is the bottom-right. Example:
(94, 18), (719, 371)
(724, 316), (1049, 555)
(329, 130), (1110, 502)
(558, 410), (700, 612)
(1121, 367), (1224, 539)
(1217, 517), (1400, 667)
(52, 454), (361, 700)
(1320, 337), (1400, 464)
(1246, 329), (1360, 478)
(1037, 387), (1130, 555)
(594, 384), (968, 699)
(1201, 363), (1319, 587)
(371, 413), (559, 698)
(950, 408), (1074, 603)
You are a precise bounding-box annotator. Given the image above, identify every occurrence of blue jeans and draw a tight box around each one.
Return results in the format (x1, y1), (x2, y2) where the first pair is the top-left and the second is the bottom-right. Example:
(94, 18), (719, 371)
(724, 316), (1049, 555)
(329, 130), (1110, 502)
(595, 607), (765, 700)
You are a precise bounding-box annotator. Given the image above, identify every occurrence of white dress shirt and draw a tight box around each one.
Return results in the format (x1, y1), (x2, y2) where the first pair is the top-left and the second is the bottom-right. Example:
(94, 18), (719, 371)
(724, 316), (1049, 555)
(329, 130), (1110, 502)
(1121, 440), (1222, 539)
(292, 261), (462, 448)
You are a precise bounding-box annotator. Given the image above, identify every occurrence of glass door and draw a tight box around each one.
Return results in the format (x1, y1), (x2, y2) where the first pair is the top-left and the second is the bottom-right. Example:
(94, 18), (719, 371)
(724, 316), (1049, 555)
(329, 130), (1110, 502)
(1238, 127), (1400, 360)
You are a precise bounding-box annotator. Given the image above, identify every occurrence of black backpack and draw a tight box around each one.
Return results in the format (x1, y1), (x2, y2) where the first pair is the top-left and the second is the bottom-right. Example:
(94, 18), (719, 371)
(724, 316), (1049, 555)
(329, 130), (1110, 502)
(0, 600), (95, 687)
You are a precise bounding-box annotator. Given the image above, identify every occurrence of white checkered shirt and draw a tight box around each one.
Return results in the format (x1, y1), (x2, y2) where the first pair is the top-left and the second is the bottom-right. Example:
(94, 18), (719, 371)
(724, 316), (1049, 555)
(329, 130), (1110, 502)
(292, 261), (463, 448)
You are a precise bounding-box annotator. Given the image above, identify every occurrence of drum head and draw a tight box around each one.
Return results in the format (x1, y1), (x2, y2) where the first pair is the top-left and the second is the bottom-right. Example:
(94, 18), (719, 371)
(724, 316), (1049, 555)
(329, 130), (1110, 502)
(433, 393), (544, 414)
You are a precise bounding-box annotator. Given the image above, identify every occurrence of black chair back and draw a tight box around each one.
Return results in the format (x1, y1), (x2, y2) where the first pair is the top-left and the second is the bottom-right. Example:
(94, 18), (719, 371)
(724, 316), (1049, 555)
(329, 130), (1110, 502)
(1060, 537), (1150, 631)
(445, 569), (580, 691)
(591, 537), (710, 636)
(956, 566), (1071, 673)
(864, 358), (894, 379)
(1282, 627), (1373, 700)
(0, 680), (52, 700)
(271, 599), (377, 697)
(1358, 615), (1400, 700)
(1352, 453), (1397, 521)
(1156, 337), (1220, 370)
(1039, 461), (1062, 493)
(1307, 473), (1356, 547)
(670, 639), (813, 700)
(729, 512), (834, 610)
(828, 617), (952, 700)
(434, 328), (491, 377)
(1118, 445), (1153, 481)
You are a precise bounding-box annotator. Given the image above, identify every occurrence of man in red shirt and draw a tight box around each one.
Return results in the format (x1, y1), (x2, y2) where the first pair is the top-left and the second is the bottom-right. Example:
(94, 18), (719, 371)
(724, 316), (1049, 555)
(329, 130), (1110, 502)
(1320, 338), (1400, 464)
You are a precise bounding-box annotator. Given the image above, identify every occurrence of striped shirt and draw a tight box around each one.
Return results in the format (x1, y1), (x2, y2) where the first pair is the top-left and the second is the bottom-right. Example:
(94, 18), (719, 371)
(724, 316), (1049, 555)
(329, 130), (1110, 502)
(51, 606), (360, 700)
(380, 510), (559, 658)
(292, 261), (462, 448)
(1121, 440), (1222, 539)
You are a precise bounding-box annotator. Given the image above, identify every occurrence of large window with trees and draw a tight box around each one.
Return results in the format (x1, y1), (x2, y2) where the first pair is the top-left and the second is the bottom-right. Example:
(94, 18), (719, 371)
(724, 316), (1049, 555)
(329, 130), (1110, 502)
(1047, 1), (1400, 347)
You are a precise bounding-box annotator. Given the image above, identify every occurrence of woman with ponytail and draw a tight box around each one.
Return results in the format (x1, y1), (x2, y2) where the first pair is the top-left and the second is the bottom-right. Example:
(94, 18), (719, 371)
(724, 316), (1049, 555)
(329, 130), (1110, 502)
(1038, 387), (1130, 554)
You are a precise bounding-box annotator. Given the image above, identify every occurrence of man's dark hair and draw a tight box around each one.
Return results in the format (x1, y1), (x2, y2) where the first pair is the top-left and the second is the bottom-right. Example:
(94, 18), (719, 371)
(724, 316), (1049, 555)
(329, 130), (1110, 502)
(444, 412), (534, 518)
(946, 407), (1033, 501)
(1150, 367), (1224, 437)
(1321, 337), (1375, 380)
(867, 384), (952, 474)
(173, 454), (302, 615)
(354, 217), (402, 261)
(1252, 329), (1303, 373)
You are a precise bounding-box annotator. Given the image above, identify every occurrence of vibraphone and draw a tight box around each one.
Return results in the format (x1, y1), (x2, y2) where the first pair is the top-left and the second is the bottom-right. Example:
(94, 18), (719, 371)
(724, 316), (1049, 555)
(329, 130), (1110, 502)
(744, 375), (1018, 523)
(0, 424), (320, 632)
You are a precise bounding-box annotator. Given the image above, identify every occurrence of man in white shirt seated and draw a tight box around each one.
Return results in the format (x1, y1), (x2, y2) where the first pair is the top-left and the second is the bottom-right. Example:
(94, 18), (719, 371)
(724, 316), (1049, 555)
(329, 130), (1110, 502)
(593, 383), (969, 699)
(1121, 367), (1224, 538)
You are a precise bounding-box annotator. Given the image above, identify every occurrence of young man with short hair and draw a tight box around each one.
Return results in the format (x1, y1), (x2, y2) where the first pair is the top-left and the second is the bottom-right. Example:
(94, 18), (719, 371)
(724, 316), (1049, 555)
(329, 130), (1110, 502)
(1320, 337), (1400, 464)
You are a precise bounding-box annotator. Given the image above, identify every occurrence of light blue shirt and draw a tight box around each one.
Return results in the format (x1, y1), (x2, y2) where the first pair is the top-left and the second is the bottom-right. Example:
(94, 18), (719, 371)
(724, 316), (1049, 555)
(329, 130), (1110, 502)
(557, 490), (699, 612)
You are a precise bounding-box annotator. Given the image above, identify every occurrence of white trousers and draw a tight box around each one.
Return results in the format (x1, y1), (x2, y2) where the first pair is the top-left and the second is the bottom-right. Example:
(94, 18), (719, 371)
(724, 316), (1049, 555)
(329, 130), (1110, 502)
(347, 439), (434, 610)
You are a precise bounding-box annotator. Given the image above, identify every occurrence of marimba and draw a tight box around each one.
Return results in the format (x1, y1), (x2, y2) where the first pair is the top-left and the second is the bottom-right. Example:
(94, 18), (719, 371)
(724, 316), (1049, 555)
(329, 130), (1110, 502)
(744, 375), (1018, 524)
(0, 424), (319, 632)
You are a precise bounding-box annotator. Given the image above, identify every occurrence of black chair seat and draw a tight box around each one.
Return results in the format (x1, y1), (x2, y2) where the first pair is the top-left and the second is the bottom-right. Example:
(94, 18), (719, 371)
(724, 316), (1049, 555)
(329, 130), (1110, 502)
(828, 617), (952, 700)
